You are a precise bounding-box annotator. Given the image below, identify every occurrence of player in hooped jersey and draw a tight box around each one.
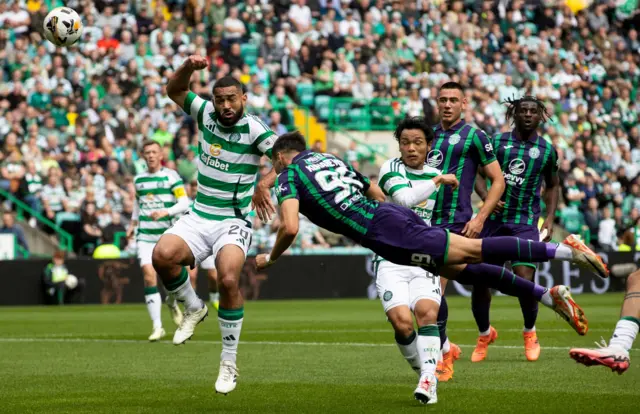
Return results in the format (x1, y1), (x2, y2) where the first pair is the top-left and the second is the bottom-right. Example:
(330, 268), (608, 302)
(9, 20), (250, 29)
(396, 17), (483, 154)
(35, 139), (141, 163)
(127, 140), (190, 341)
(376, 118), (460, 404)
(429, 82), (506, 379)
(475, 97), (560, 361)
(257, 132), (608, 404)
(154, 56), (277, 395)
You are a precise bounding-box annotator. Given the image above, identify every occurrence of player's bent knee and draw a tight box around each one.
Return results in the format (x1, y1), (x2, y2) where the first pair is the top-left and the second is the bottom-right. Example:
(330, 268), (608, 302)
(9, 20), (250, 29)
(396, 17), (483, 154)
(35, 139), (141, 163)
(217, 273), (239, 293)
(413, 300), (439, 326)
(387, 307), (414, 337)
(627, 270), (640, 291)
(152, 235), (192, 270)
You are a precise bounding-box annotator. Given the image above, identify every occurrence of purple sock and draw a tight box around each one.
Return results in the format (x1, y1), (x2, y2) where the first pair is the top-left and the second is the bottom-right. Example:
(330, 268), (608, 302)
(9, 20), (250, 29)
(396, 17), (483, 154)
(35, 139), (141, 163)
(519, 295), (539, 330)
(437, 296), (448, 350)
(455, 263), (547, 301)
(471, 286), (492, 333)
(481, 237), (553, 264)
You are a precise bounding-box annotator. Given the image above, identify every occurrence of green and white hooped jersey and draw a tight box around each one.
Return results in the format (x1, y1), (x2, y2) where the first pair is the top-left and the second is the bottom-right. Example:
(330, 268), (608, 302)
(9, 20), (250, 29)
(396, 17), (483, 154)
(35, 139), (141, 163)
(184, 91), (276, 221)
(375, 158), (441, 267)
(134, 168), (186, 243)
(379, 158), (441, 224)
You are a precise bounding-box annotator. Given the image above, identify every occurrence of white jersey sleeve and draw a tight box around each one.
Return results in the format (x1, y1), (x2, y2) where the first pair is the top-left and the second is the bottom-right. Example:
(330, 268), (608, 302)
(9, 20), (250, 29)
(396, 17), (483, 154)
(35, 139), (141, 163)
(378, 158), (411, 197)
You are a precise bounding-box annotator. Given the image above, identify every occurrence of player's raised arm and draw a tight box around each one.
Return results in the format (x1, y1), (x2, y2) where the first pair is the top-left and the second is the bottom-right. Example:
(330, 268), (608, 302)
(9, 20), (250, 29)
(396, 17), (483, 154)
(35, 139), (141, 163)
(166, 55), (208, 113)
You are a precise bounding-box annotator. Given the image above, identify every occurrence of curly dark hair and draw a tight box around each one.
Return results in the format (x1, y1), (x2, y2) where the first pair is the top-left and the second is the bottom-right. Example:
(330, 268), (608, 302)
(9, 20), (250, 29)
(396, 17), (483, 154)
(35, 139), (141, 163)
(504, 96), (550, 126)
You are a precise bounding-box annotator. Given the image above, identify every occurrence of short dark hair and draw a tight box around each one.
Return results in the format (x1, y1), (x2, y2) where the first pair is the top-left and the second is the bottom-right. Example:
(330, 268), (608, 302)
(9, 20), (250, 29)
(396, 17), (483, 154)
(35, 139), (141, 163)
(439, 81), (464, 94)
(272, 131), (307, 157)
(142, 139), (160, 150)
(213, 76), (245, 94)
(393, 116), (434, 144)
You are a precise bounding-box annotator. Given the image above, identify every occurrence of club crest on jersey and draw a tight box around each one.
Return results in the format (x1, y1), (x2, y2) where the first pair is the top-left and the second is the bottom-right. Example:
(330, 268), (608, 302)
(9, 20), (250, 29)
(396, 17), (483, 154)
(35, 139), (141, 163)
(383, 291), (393, 301)
(529, 147), (540, 159)
(426, 150), (443, 168)
(508, 159), (526, 175)
(229, 132), (241, 143)
(210, 143), (222, 157)
(448, 134), (461, 145)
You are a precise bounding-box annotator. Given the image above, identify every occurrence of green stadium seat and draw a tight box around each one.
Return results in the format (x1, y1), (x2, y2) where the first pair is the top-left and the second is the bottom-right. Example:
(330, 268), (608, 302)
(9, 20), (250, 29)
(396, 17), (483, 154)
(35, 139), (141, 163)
(297, 83), (315, 108)
(315, 95), (331, 121)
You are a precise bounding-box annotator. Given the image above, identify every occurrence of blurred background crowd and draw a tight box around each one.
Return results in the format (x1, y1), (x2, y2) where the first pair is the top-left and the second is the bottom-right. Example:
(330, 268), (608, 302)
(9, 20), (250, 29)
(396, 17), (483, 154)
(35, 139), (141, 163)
(0, 0), (639, 257)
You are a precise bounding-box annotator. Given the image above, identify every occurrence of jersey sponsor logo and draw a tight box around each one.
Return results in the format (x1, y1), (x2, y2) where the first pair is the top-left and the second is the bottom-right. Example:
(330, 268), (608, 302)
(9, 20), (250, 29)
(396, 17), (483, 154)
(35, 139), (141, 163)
(200, 153), (230, 172)
(504, 159), (526, 186)
(275, 183), (286, 196)
(485, 143), (494, 152)
(210, 143), (222, 156)
(448, 134), (461, 145)
(504, 145), (514, 150)
(426, 150), (443, 168)
(386, 176), (405, 187)
(529, 147), (540, 159)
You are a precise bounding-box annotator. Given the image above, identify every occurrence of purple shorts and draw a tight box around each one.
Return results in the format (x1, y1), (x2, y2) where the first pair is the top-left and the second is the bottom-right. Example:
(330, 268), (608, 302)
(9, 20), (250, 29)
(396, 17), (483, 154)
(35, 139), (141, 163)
(362, 203), (450, 272)
(480, 221), (539, 269)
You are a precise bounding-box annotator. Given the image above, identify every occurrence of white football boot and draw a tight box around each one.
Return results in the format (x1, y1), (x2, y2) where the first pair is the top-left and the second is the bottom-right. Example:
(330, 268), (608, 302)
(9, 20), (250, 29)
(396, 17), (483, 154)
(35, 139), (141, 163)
(414, 373), (438, 405)
(570, 339), (630, 375)
(148, 327), (166, 342)
(172, 302), (208, 345)
(215, 360), (239, 395)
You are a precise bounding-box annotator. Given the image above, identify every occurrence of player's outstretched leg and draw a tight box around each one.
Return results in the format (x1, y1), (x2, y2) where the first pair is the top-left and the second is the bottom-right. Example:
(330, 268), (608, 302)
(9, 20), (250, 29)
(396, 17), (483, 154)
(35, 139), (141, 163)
(152, 234), (208, 345)
(470, 286), (496, 363)
(443, 263), (588, 335)
(570, 270), (640, 374)
(412, 300), (440, 405)
(446, 234), (609, 279)
(215, 245), (247, 395)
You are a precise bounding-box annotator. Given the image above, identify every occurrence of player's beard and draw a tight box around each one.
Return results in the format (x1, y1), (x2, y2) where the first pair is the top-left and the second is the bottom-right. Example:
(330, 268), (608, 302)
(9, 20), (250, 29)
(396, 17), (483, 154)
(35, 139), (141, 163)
(218, 105), (245, 126)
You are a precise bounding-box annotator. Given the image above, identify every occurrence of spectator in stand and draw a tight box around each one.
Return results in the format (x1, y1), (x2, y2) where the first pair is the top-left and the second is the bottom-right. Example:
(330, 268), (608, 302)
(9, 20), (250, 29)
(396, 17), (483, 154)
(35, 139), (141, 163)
(269, 111), (288, 136)
(0, 210), (28, 257)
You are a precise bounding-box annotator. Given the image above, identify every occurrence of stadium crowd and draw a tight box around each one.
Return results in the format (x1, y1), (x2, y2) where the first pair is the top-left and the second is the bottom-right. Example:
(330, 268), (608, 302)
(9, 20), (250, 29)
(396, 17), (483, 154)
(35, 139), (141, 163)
(0, 0), (639, 256)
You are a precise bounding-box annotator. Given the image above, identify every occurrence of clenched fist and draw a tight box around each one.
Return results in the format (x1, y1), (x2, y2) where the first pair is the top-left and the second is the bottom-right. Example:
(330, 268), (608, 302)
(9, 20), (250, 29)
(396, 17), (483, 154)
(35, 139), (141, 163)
(185, 55), (208, 71)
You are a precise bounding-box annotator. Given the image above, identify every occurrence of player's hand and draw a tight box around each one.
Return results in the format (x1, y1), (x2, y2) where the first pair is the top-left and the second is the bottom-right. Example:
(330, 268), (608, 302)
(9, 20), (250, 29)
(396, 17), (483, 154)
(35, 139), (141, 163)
(255, 254), (273, 270)
(252, 183), (276, 222)
(462, 216), (484, 239)
(435, 174), (459, 189)
(540, 219), (554, 242)
(126, 226), (135, 239)
(151, 210), (169, 221)
(493, 201), (505, 214)
(185, 55), (208, 71)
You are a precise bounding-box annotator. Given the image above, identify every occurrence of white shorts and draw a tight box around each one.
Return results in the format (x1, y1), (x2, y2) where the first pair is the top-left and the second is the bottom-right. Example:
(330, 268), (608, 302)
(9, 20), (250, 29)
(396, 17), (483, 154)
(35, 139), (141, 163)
(137, 241), (156, 266)
(375, 260), (441, 313)
(200, 255), (216, 270)
(164, 212), (252, 267)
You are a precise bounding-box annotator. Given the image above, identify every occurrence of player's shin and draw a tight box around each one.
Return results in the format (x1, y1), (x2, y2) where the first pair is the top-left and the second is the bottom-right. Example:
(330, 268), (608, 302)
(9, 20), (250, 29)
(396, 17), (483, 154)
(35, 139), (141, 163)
(388, 306), (420, 373)
(218, 307), (244, 363)
(610, 274), (640, 351)
(417, 324), (440, 376)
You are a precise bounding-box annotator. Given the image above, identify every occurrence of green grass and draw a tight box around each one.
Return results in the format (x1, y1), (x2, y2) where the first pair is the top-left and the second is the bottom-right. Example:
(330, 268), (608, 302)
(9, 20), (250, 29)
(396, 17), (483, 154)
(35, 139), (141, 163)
(0, 294), (638, 413)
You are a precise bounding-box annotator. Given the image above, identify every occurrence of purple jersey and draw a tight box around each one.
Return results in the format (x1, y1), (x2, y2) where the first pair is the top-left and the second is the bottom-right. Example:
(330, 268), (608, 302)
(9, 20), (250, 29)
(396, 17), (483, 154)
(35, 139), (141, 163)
(429, 120), (496, 225)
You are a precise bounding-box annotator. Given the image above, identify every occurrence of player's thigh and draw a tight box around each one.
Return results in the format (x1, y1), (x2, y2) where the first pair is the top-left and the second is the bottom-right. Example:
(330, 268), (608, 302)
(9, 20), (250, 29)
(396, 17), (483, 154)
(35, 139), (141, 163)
(444, 233), (483, 264)
(376, 261), (412, 316)
(409, 272), (441, 318)
(211, 219), (253, 280)
(160, 212), (212, 267)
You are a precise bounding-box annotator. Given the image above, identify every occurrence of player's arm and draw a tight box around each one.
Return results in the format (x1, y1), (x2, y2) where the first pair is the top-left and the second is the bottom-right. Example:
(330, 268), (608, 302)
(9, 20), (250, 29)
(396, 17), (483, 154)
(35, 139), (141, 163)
(365, 182), (386, 202)
(474, 168), (503, 214)
(463, 131), (505, 238)
(126, 200), (139, 239)
(151, 181), (190, 220)
(540, 149), (560, 241)
(166, 55), (208, 112)
(266, 198), (300, 262)
(252, 128), (278, 221)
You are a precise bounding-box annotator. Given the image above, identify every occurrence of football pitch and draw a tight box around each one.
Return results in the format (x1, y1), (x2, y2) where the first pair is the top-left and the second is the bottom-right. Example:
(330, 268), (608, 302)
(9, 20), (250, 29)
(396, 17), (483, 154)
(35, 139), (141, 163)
(1, 294), (638, 413)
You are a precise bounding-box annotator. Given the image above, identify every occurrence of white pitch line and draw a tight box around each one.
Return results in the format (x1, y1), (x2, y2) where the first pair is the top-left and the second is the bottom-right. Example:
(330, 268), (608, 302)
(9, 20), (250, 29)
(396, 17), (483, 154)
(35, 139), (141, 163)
(0, 337), (636, 352)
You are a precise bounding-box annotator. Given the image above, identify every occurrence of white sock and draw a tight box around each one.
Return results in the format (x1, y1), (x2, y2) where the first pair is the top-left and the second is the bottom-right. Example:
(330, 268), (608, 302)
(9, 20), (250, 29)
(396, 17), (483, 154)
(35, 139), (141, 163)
(479, 328), (491, 336)
(609, 318), (639, 351)
(523, 326), (536, 333)
(170, 275), (202, 313)
(417, 325), (441, 376)
(210, 292), (220, 303)
(145, 292), (162, 329)
(219, 307), (244, 363)
(395, 331), (420, 371)
(441, 338), (451, 354)
(553, 243), (573, 260)
(540, 290), (554, 307)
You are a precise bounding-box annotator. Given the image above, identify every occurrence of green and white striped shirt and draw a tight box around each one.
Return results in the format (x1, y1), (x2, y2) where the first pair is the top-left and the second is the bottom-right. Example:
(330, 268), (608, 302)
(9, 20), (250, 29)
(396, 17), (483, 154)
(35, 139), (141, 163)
(134, 168), (186, 243)
(378, 158), (441, 225)
(184, 91), (276, 221)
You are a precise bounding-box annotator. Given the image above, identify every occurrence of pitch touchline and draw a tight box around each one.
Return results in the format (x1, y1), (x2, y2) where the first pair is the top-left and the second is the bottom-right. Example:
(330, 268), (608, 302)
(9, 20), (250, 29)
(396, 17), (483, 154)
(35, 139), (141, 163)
(0, 337), (636, 352)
